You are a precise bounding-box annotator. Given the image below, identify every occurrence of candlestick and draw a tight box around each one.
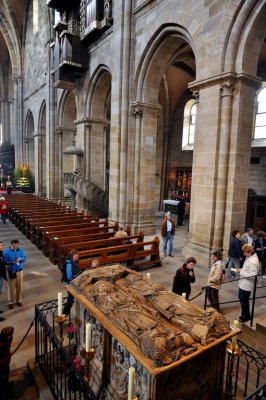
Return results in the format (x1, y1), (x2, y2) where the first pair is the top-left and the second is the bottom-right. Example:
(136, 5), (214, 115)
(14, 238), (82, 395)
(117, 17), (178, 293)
(147, 273), (151, 279)
(85, 323), (92, 352)
(128, 367), (135, 400)
(58, 292), (62, 316)
(232, 319), (240, 348)
(182, 293), (186, 299)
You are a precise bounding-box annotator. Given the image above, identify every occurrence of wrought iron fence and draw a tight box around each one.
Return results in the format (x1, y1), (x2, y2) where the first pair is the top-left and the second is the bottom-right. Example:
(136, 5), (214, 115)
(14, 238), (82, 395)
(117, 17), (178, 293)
(35, 298), (97, 400)
(225, 339), (266, 399)
(244, 383), (266, 399)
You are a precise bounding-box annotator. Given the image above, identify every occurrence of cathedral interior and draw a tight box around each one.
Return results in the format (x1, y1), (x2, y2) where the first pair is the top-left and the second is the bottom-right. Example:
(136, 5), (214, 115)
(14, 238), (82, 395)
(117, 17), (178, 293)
(0, 0), (266, 399)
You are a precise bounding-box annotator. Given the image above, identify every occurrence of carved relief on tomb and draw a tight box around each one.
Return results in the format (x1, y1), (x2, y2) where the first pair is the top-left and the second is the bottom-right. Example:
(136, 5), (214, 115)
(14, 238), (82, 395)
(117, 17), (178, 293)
(110, 339), (148, 400)
(71, 266), (230, 368)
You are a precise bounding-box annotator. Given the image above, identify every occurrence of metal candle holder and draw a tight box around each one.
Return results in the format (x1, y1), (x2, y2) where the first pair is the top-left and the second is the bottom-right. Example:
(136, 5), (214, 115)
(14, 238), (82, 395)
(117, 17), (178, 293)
(80, 347), (96, 381)
(223, 342), (242, 400)
(54, 315), (68, 343)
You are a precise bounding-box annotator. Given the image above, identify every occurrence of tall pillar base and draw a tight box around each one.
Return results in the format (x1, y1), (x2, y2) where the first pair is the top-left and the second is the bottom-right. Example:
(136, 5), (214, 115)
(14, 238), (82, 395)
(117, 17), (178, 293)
(182, 240), (212, 268)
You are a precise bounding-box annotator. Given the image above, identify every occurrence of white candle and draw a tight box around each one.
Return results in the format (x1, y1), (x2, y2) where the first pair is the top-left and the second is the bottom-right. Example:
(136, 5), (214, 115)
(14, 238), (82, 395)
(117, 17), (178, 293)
(147, 273), (151, 279)
(85, 323), (92, 352)
(182, 293), (186, 299)
(232, 319), (239, 347)
(128, 367), (135, 400)
(58, 292), (62, 316)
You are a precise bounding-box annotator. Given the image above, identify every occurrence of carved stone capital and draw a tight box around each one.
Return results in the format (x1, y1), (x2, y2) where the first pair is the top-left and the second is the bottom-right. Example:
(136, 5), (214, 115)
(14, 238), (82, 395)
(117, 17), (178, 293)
(13, 75), (24, 84)
(220, 82), (235, 97)
(131, 102), (144, 117)
(192, 90), (199, 102)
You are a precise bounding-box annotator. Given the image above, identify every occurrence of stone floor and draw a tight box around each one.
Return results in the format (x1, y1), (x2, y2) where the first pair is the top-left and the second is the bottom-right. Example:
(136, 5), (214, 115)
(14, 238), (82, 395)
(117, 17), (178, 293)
(0, 213), (265, 399)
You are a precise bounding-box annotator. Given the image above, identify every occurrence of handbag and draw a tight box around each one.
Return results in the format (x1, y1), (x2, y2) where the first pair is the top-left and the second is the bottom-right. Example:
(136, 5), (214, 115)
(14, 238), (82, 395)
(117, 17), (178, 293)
(8, 269), (17, 280)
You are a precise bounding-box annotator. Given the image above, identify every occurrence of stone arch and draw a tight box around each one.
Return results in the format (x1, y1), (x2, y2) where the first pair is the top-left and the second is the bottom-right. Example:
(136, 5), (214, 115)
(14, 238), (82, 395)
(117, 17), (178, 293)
(58, 90), (77, 128)
(85, 65), (111, 191)
(85, 65), (112, 118)
(0, 14), (20, 76)
(37, 100), (46, 195)
(220, 0), (266, 74)
(24, 109), (35, 174)
(135, 25), (196, 104)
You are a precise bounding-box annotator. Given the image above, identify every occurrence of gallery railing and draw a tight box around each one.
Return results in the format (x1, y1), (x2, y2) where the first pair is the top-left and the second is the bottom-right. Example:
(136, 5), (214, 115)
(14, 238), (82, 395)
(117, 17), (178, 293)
(35, 299), (97, 400)
(244, 383), (266, 399)
(63, 172), (108, 215)
(225, 339), (266, 399)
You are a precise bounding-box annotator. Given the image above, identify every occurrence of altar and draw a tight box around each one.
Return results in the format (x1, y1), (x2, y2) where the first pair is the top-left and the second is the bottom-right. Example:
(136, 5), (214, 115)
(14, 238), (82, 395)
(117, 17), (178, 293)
(68, 265), (239, 400)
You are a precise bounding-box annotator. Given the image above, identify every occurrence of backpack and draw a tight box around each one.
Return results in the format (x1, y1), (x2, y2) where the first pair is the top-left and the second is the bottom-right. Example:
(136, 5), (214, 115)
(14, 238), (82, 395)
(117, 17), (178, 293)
(60, 259), (71, 283)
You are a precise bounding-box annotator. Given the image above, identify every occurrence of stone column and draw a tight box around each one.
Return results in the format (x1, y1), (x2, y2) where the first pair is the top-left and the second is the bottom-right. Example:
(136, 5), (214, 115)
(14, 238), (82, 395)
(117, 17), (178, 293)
(12, 77), (19, 162)
(130, 101), (162, 234)
(56, 128), (63, 199)
(84, 121), (92, 180)
(24, 138), (29, 166)
(33, 132), (44, 195)
(210, 81), (235, 251)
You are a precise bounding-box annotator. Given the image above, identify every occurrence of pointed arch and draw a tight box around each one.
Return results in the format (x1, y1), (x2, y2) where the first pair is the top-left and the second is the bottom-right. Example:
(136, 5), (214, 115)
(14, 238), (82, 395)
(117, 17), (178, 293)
(85, 64), (112, 118)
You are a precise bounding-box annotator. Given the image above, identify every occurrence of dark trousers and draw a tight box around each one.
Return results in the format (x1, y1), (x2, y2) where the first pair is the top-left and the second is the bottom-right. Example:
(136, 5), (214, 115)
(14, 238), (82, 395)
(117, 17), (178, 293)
(206, 286), (220, 312)
(238, 288), (251, 321)
(63, 292), (74, 316)
(1, 215), (7, 224)
(177, 212), (185, 226)
(261, 259), (266, 275)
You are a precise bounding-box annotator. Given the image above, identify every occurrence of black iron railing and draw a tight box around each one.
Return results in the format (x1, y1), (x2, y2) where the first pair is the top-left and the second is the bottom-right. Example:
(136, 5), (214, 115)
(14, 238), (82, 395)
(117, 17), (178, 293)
(203, 273), (266, 327)
(35, 299), (97, 400)
(245, 383), (266, 399)
(225, 339), (266, 399)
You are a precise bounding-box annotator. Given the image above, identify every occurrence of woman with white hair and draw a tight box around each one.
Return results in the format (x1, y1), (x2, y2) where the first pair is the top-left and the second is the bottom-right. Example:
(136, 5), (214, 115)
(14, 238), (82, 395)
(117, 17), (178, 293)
(237, 244), (259, 322)
(0, 197), (8, 224)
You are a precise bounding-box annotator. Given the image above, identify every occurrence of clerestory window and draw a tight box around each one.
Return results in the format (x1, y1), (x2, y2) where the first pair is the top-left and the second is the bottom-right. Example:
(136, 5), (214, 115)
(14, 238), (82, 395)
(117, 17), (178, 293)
(182, 99), (197, 150)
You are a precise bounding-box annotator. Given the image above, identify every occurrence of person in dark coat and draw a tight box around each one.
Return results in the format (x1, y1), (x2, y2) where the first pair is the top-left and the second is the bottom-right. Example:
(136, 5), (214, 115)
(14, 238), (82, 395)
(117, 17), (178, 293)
(177, 198), (186, 226)
(254, 231), (266, 277)
(62, 250), (79, 316)
(228, 230), (242, 278)
(0, 241), (7, 321)
(172, 257), (196, 300)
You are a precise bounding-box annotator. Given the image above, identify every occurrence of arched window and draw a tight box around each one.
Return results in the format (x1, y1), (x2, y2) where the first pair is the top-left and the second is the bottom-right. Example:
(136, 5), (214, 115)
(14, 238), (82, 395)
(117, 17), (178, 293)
(254, 87), (266, 139)
(182, 100), (197, 150)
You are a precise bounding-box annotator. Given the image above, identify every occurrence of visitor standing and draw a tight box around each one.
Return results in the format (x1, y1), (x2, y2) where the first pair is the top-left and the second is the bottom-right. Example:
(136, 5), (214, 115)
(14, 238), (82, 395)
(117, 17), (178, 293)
(254, 231), (266, 278)
(237, 244), (259, 323)
(172, 257), (196, 300)
(206, 250), (224, 312)
(0, 197), (8, 224)
(62, 250), (79, 317)
(240, 228), (254, 246)
(161, 211), (175, 257)
(0, 241), (7, 321)
(228, 230), (242, 278)
(4, 240), (26, 309)
(177, 198), (186, 226)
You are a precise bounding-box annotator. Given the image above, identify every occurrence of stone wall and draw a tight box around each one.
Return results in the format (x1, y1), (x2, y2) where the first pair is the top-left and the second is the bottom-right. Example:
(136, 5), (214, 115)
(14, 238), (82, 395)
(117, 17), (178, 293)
(249, 148), (266, 196)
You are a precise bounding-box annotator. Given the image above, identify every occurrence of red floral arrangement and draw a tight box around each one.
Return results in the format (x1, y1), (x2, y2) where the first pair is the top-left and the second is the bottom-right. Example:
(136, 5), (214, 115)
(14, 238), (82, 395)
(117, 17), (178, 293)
(67, 324), (76, 340)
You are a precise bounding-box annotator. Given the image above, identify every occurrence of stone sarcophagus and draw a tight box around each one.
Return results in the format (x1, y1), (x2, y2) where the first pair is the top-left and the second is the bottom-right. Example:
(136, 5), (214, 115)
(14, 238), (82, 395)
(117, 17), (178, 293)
(68, 265), (239, 400)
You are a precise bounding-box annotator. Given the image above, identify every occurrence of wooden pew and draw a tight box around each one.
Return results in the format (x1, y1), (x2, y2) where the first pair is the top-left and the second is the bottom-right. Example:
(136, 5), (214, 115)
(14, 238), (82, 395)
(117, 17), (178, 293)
(49, 230), (118, 263)
(42, 224), (118, 255)
(57, 233), (144, 267)
(75, 237), (161, 271)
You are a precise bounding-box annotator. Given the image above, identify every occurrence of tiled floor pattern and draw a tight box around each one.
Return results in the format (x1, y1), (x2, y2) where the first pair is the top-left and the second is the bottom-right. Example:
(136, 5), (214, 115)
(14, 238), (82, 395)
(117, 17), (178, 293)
(0, 214), (265, 399)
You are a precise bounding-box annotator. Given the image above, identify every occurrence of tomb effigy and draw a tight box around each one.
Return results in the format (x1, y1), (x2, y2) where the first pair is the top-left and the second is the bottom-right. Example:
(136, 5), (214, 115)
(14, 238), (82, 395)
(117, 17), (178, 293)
(68, 265), (238, 399)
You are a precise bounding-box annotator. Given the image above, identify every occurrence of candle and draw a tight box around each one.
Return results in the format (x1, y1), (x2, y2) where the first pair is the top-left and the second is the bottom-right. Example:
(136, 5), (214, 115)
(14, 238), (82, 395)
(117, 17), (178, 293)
(128, 367), (135, 400)
(182, 293), (186, 299)
(58, 292), (62, 316)
(147, 273), (151, 279)
(232, 319), (239, 347)
(85, 323), (92, 352)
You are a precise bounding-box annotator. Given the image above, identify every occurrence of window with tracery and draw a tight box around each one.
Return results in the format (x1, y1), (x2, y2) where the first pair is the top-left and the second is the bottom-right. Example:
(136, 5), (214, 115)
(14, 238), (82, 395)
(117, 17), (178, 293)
(254, 87), (266, 139)
(182, 100), (197, 150)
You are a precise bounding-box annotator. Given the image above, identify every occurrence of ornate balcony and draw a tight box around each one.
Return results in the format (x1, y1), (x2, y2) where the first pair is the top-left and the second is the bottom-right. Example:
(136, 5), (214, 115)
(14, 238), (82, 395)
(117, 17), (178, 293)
(80, 0), (113, 42)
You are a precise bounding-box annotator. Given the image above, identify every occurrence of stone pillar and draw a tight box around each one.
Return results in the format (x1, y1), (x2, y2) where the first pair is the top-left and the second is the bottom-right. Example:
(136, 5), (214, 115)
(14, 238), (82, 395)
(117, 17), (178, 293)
(130, 101), (162, 234)
(24, 138), (29, 166)
(183, 74), (259, 266)
(33, 132), (44, 195)
(56, 128), (63, 199)
(210, 82), (235, 251)
(84, 121), (92, 179)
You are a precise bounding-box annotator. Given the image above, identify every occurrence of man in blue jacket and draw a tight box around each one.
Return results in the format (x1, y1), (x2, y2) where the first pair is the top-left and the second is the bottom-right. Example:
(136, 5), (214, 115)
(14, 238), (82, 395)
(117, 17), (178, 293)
(4, 240), (26, 309)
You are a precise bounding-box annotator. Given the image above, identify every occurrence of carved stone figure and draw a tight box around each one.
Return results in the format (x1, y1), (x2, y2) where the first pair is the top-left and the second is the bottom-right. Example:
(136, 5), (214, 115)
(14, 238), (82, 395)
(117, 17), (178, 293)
(71, 266), (230, 366)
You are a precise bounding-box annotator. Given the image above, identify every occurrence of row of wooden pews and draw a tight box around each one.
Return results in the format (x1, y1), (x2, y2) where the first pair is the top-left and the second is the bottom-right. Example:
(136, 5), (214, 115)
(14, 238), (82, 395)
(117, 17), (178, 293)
(7, 194), (161, 271)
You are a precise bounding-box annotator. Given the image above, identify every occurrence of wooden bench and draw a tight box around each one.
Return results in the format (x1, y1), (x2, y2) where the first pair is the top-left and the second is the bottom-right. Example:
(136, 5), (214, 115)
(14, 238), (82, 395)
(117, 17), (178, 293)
(49, 230), (119, 263)
(42, 224), (118, 255)
(57, 233), (144, 267)
(75, 237), (161, 271)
